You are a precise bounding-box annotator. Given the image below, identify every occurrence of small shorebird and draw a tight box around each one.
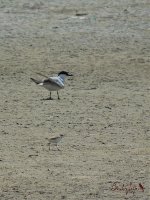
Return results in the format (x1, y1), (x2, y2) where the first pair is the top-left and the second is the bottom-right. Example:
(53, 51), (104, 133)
(46, 134), (64, 151)
(31, 71), (73, 100)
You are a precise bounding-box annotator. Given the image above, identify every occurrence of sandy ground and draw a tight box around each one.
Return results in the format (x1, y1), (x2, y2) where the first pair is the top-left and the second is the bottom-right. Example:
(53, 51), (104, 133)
(0, 0), (150, 199)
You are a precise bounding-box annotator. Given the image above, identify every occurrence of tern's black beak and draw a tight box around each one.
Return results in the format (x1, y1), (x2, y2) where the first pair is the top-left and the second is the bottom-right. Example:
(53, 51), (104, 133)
(68, 73), (73, 76)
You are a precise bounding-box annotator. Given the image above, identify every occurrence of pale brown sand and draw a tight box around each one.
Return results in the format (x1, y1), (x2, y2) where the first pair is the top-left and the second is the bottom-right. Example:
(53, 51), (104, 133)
(0, 0), (149, 199)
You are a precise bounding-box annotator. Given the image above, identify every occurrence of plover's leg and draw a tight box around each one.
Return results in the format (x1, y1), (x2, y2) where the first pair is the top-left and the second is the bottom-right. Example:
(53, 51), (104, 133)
(57, 91), (60, 100)
(56, 144), (60, 151)
(54, 143), (60, 151)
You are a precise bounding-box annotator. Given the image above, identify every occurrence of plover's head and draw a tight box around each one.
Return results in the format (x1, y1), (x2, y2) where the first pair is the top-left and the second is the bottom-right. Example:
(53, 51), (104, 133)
(58, 71), (73, 76)
(60, 134), (64, 137)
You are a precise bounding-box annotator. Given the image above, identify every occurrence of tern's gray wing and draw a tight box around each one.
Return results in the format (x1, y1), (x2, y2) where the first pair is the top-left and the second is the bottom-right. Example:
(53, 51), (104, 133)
(43, 78), (64, 88)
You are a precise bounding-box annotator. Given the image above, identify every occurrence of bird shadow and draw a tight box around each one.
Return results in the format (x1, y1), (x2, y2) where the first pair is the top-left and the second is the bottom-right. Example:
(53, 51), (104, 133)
(41, 97), (54, 101)
(41, 97), (61, 101)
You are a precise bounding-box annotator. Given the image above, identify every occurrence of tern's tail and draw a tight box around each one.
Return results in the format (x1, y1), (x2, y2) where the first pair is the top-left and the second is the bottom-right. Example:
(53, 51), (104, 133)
(30, 78), (42, 84)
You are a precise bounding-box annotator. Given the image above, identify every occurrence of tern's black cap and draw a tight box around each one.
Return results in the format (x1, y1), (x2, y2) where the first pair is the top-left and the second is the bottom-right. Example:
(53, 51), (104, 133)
(58, 71), (73, 76)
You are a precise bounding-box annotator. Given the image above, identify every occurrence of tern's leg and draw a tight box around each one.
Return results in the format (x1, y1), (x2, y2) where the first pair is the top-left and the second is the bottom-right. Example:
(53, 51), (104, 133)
(45, 92), (52, 100)
(57, 91), (60, 100)
(49, 92), (53, 100)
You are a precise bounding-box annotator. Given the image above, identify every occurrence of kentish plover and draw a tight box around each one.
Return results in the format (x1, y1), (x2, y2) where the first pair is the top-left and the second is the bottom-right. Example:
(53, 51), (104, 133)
(46, 134), (64, 151)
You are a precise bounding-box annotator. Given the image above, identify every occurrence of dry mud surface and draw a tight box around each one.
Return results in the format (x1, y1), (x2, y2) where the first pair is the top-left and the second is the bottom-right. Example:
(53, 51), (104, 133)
(0, 0), (150, 199)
